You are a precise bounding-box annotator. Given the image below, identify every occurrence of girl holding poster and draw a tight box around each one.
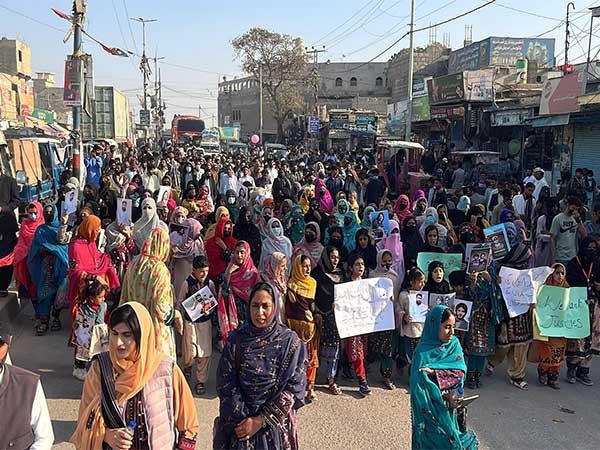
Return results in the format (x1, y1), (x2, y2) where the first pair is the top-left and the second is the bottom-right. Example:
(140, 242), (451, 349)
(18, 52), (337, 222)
(396, 268), (427, 374)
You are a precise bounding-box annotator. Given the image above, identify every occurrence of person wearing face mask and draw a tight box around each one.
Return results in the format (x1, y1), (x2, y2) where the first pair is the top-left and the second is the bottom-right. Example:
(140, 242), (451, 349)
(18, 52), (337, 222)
(418, 207), (448, 251)
(293, 222), (324, 269)
(27, 204), (69, 335)
(314, 178), (334, 214)
(369, 249), (401, 389)
(225, 189), (241, 223)
(377, 219), (406, 282)
(304, 198), (329, 243)
(169, 206), (190, 247)
(234, 207), (262, 265)
(402, 216), (424, 271)
(0, 324), (55, 449)
(259, 218), (293, 272)
(132, 198), (169, 252)
(393, 194), (412, 224)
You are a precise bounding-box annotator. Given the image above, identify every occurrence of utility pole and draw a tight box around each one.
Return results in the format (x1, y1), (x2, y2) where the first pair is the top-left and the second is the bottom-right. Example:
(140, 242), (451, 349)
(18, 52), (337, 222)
(305, 46), (326, 115)
(564, 2), (575, 74)
(259, 64), (263, 147)
(152, 55), (164, 139)
(405, 0), (416, 141)
(71, 0), (85, 181)
(131, 17), (157, 137)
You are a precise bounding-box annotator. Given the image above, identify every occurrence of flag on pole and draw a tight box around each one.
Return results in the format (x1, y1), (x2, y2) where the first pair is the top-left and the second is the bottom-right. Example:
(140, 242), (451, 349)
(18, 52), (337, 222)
(100, 44), (130, 57)
(51, 7), (72, 21)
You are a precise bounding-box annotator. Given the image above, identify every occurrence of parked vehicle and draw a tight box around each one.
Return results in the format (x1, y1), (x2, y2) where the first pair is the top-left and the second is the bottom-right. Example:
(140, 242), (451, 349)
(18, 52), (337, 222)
(265, 143), (289, 160)
(172, 115), (205, 144)
(376, 137), (424, 195)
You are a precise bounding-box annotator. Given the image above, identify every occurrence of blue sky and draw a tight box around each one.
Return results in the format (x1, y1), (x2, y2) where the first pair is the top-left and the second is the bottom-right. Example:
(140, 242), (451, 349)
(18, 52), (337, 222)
(2, 0), (600, 118)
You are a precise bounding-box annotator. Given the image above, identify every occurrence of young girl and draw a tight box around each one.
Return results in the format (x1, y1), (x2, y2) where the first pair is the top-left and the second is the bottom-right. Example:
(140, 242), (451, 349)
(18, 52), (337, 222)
(70, 278), (109, 381)
(397, 268), (426, 374)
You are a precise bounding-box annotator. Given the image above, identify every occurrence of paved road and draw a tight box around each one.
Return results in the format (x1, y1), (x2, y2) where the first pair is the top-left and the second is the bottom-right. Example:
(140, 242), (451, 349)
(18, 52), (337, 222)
(7, 304), (600, 450)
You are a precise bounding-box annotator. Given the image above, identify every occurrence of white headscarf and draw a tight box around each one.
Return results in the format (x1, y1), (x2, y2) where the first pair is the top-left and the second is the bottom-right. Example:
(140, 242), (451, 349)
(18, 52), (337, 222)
(132, 198), (168, 250)
(259, 217), (293, 272)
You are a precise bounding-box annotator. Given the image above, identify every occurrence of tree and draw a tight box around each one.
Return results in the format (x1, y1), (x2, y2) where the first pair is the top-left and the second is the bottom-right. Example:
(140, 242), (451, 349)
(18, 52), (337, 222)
(231, 28), (309, 142)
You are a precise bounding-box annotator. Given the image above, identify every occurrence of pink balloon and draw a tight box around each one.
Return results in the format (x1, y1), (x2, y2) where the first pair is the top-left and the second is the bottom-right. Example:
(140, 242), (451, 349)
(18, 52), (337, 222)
(251, 134), (260, 144)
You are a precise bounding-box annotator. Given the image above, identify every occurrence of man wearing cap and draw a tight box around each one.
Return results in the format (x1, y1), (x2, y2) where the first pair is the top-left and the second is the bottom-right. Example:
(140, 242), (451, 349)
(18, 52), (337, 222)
(532, 167), (550, 200)
(0, 326), (54, 449)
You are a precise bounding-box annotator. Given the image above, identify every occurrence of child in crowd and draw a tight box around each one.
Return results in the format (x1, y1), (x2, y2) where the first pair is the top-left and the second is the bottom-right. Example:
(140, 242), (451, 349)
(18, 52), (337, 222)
(70, 278), (109, 381)
(449, 270), (467, 345)
(178, 255), (217, 395)
(396, 268), (426, 376)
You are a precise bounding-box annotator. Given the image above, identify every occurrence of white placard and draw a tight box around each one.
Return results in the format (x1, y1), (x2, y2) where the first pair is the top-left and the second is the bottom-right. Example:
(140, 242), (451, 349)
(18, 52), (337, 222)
(157, 185), (172, 206)
(117, 198), (132, 226)
(62, 189), (79, 216)
(499, 266), (554, 318)
(334, 277), (395, 339)
(182, 285), (217, 322)
(409, 290), (430, 323)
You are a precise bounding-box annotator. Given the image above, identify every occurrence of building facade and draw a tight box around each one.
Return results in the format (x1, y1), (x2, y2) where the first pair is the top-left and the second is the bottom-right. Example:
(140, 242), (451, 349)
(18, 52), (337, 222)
(0, 38), (32, 79)
(33, 72), (73, 127)
(0, 38), (34, 123)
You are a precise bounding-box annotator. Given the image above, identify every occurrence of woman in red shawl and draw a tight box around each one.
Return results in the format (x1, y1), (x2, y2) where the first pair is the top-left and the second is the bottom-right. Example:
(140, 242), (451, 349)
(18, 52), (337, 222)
(205, 215), (237, 285)
(393, 194), (412, 223)
(217, 240), (261, 344)
(67, 215), (120, 311)
(12, 202), (44, 297)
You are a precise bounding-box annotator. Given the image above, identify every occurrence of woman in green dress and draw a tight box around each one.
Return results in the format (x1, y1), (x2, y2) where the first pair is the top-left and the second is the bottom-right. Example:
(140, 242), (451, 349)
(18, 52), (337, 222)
(410, 305), (478, 450)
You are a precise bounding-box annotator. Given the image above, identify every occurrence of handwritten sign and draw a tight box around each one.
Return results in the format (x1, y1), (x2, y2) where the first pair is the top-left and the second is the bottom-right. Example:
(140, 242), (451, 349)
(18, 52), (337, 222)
(499, 266), (554, 318)
(334, 277), (395, 339)
(535, 286), (590, 339)
(417, 253), (463, 280)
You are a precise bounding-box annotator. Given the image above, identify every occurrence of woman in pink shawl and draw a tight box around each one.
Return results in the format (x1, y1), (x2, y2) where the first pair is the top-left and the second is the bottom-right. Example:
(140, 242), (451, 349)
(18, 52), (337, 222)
(393, 194), (412, 223)
(12, 202), (44, 297)
(67, 215), (120, 310)
(315, 178), (334, 214)
(217, 240), (261, 344)
(292, 222), (324, 269)
(376, 219), (405, 282)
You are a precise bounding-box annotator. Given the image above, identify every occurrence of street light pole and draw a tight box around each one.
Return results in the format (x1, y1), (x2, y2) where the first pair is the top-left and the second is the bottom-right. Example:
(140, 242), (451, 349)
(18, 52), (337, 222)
(405, 0), (416, 142)
(259, 64), (263, 146)
(131, 17), (157, 137)
(71, 0), (85, 181)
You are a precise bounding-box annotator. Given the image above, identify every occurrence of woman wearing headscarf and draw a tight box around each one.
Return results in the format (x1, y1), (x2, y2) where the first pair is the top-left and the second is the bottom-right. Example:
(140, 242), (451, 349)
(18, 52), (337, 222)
(486, 222), (533, 391)
(262, 252), (289, 323)
(170, 218), (205, 305)
(361, 205), (376, 228)
(354, 228), (377, 272)
(298, 186), (314, 214)
(205, 206), (231, 241)
(132, 198), (168, 252)
(234, 206), (262, 265)
(401, 216), (423, 271)
(418, 207), (448, 251)
(71, 302), (199, 450)
(333, 198), (351, 224)
(312, 246), (344, 395)
(424, 260), (451, 294)
(226, 189), (241, 223)
(341, 211), (362, 253)
(533, 263), (569, 389)
(412, 195), (428, 218)
(259, 218), (293, 272)
(410, 305), (478, 450)
(67, 216), (120, 309)
(8, 202), (43, 298)
(314, 178), (334, 214)
(286, 255), (319, 401)
(393, 194), (412, 223)
(205, 215), (238, 284)
(120, 227), (182, 359)
(293, 222), (324, 269)
(284, 205), (305, 245)
(104, 220), (136, 284)
(27, 204), (69, 335)
(214, 283), (308, 450)
(369, 249), (401, 389)
(304, 197), (329, 243)
(218, 241), (261, 344)
(182, 185), (201, 218)
(169, 206), (189, 248)
(450, 195), (471, 225)
(196, 185), (215, 226)
(422, 224), (445, 254)
(377, 219), (405, 282)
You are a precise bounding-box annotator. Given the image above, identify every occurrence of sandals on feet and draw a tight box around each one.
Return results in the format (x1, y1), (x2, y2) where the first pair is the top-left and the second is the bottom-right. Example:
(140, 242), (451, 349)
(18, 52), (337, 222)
(510, 379), (529, 390)
(50, 319), (62, 331)
(36, 322), (49, 336)
(328, 383), (342, 395)
(194, 383), (206, 395)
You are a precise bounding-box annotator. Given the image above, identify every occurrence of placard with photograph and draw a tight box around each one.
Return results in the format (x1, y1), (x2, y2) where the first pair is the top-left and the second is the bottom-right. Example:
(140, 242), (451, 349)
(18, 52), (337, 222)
(182, 286), (218, 322)
(370, 210), (390, 239)
(430, 292), (456, 307)
(467, 245), (491, 273)
(157, 185), (172, 206)
(452, 299), (473, 331)
(409, 290), (430, 323)
(483, 224), (511, 260)
(62, 188), (79, 216)
(117, 198), (133, 226)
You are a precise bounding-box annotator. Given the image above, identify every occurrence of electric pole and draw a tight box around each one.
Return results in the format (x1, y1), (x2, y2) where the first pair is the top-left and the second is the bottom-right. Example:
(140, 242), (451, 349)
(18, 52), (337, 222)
(405, 0), (416, 141)
(71, 0), (85, 181)
(564, 2), (575, 74)
(305, 46), (326, 115)
(259, 64), (263, 147)
(131, 17), (157, 137)
(152, 55), (164, 139)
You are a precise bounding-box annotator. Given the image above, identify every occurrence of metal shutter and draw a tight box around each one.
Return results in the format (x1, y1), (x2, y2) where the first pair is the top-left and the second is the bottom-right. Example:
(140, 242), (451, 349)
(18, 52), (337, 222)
(573, 124), (600, 175)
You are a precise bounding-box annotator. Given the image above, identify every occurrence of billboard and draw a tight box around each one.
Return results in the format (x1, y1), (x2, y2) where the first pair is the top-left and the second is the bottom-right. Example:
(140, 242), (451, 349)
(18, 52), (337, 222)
(539, 72), (583, 115)
(428, 73), (465, 105)
(464, 69), (494, 102)
(448, 40), (489, 73)
(412, 96), (431, 122)
(63, 58), (82, 106)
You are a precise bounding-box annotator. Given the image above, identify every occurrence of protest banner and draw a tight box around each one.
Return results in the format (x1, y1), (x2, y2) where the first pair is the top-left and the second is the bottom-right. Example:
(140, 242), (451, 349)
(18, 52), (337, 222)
(334, 277), (395, 339)
(417, 252), (463, 280)
(535, 286), (590, 339)
(499, 266), (554, 318)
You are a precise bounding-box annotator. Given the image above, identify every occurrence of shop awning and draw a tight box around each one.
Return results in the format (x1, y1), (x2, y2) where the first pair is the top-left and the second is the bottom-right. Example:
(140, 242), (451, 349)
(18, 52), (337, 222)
(527, 114), (570, 127)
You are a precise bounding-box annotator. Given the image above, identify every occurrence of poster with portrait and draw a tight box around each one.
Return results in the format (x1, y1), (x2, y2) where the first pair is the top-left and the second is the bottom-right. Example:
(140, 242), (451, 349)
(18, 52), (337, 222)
(452, 299), (473, 331)
(483, 224), (511, 260)
(182, 286), (218, 322)
(409, 290), (430, 323)
(430, 292), (456, 308)
(116, 198), (133, 226)
(370, 210), (390, 240)
(467, 245), (491, 273)
(62, 188), (79, 216)
(157, 185), (172, 207)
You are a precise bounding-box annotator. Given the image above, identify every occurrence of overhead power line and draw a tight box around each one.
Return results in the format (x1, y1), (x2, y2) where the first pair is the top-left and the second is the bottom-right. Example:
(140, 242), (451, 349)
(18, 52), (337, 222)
(311, 0), (383, 45)
(121, 0), (139, 53)
(0, 3), (66, 33)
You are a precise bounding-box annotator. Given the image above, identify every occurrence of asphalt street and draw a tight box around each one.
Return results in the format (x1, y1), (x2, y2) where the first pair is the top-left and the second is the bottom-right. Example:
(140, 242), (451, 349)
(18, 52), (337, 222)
(7, 304), (600, 450)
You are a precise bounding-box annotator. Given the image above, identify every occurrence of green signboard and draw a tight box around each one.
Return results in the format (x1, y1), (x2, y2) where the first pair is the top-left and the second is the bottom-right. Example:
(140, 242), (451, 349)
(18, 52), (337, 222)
(31, 108), (54, 124)
(412, 96), (431, 122)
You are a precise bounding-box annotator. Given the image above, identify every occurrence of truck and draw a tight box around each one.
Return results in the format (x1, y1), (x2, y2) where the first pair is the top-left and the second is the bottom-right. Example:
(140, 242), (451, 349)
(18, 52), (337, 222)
(0, 128), (65, 210)
(82, 86), (132, 142)
(171, 115), (205, 144)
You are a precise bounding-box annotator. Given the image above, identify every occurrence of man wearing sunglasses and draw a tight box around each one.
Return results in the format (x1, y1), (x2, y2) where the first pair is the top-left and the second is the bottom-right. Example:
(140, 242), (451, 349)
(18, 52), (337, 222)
(0, 325), (54, 449)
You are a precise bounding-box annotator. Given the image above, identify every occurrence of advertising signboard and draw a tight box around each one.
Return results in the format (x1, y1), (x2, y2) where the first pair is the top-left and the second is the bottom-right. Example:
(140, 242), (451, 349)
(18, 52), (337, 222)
(412, 96), (431, 122)
(428, 73), (465, 104)
(539, 72), (583, 115)
(448, 40), (489, 73)
(329, 111), (350, 130)
(464, 69), (494, 102)
(63, 58), (82, 106)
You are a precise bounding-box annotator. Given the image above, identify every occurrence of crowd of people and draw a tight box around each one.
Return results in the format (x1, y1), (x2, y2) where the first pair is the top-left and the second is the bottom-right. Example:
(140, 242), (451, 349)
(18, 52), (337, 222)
(0, 137), (599, 449)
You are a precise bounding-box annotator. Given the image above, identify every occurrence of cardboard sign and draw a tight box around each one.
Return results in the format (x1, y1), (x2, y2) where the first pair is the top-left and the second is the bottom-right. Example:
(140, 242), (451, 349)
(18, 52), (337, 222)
(499, 266), (554, 318)
(417, 252), (463, 281)
(535, 286), (590, 339)
(334, 277), (395, 338)
(484, 224), (511, 260)
(409, 290), (430, 323)
(182, 286), (218, 322)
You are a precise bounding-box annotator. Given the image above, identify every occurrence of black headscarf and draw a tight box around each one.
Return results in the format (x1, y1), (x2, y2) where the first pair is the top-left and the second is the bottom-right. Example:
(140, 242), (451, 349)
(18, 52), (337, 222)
(354, 228), (377, 271)
(423, 260), (451, 294)
(422, 224), (445, 253)
(566, 236), (598, 288)
(312, 245), (344, 313)
(401, 216), (423, 270)
(233, 206), (262, 265)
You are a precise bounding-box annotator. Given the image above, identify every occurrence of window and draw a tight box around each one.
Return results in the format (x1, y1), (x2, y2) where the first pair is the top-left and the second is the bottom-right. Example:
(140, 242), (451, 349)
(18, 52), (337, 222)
(335, 77), (343, 87)
(350, 77), (357, 87)
(18, 50), (22, 63)
(376, 77), (383, 87)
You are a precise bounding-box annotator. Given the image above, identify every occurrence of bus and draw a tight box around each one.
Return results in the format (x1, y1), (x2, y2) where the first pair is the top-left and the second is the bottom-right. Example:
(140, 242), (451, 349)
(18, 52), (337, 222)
(171, 115), (205, 144)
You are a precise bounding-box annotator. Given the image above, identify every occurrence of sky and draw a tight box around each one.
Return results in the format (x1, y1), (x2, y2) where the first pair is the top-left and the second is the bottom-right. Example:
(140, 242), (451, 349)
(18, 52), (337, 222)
(2, 0), (600, 120)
